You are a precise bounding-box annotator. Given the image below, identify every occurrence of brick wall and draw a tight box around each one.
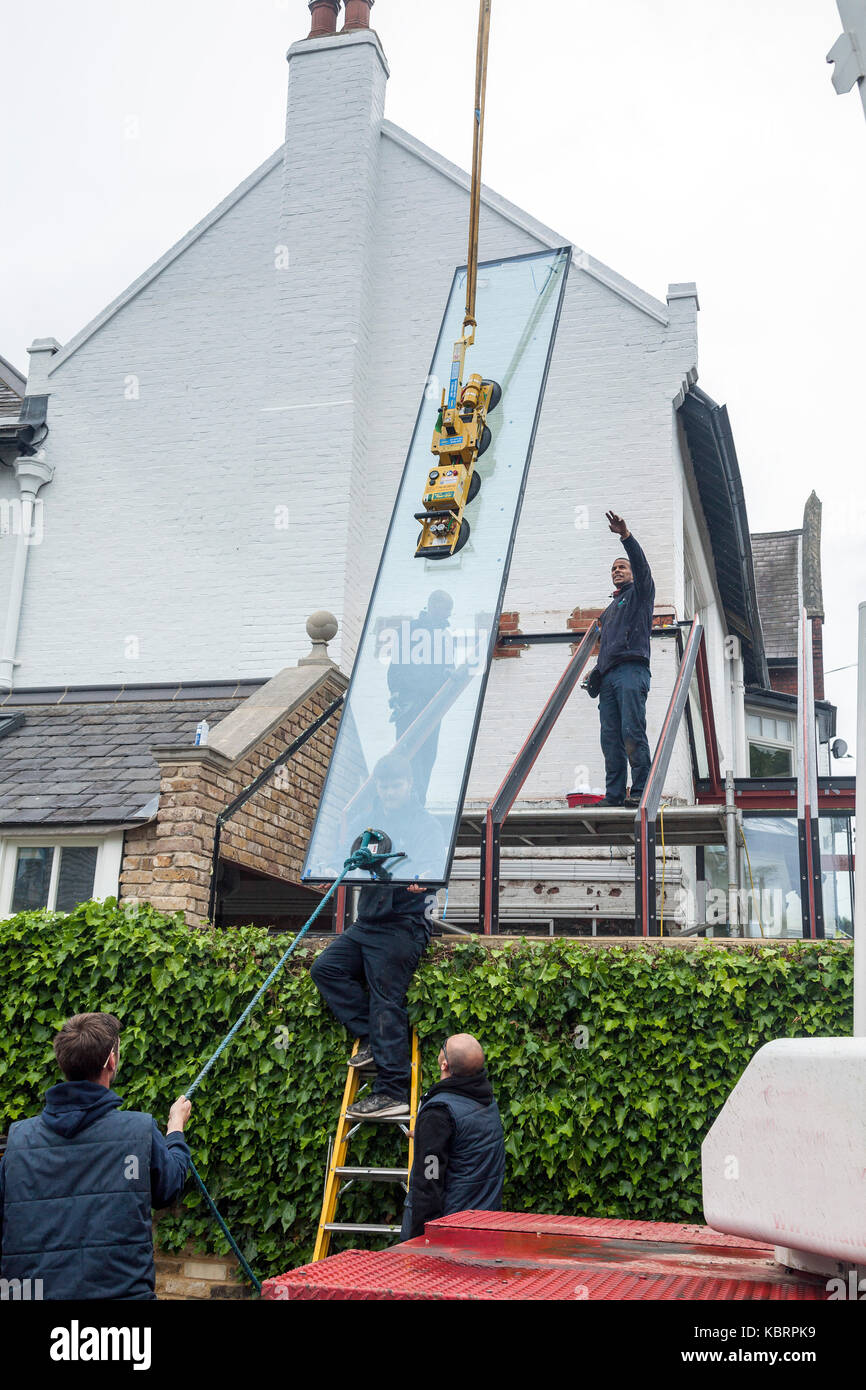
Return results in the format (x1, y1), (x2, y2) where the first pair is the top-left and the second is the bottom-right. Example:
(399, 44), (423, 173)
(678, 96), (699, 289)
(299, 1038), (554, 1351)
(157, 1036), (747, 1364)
(154, 1240), (253, 1301)
(494, 611), (527, 660)
(769, 666), (797, 696)
(812, 616), (824, 700)
(120, 672), (344, 924)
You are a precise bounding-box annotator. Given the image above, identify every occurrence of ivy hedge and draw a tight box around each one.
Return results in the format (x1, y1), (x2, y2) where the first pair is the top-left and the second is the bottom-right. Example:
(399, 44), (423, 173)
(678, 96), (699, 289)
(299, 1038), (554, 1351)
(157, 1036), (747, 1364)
(0, 900), (853, 1280)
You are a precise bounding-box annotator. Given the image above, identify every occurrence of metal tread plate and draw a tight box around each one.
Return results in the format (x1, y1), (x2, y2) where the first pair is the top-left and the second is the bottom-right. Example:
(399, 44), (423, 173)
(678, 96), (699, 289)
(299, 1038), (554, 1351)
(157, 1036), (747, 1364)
(264, 1213), (827, 1301)
(334, 1166), (409, 1181)
(322, 1223), (402, 1235)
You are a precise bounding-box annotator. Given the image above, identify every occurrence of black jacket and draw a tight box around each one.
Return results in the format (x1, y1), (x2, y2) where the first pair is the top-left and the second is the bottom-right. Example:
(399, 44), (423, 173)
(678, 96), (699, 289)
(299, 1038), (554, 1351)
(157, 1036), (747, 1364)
(401, 1067), (504, 1240)
(0, 1082), (190, 1300)
(596, 532), (655, 678)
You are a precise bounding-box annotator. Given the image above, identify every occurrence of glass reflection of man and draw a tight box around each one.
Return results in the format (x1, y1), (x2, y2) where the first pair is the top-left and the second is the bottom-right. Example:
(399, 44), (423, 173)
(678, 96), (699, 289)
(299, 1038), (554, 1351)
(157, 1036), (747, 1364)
(310, 754), (447, 1119)
(387, 590), (455, 802)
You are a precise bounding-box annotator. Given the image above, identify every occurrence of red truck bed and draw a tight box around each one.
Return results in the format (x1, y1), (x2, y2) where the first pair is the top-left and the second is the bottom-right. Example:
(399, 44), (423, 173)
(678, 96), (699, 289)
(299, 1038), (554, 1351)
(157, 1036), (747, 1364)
(262, 1211), (826, 1301)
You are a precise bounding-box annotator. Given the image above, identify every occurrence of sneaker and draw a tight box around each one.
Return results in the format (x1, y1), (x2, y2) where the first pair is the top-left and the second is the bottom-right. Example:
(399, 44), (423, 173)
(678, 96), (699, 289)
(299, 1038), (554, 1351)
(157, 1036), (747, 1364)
(348, 1043), (374, 1069)
(346, 1092), (409, 1120)
(594, 797), (624, 808)
(623, 795), (643, 808)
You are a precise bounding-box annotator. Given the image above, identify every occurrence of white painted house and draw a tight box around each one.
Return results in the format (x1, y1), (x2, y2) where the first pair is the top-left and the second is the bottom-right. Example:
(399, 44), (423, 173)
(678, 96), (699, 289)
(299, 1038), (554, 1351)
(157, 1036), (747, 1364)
(0, 3), (837, 931)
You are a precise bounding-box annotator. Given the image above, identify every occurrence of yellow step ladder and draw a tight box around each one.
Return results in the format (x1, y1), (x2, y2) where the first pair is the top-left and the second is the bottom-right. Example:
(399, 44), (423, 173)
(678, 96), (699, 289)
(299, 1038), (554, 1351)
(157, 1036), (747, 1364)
(313, 1030), (422, 1262)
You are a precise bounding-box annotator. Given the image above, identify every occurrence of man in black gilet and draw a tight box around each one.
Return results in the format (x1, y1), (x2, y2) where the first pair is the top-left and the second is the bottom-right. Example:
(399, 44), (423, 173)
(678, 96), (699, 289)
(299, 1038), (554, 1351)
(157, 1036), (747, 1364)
(0, 1012), (191, 1300)
(400, 1033), (505, 1240)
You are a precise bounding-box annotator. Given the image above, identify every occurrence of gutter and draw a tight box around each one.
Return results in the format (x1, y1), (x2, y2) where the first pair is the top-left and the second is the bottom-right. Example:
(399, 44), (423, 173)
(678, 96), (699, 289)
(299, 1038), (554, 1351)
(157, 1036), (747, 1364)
(688, 387), (769, 688)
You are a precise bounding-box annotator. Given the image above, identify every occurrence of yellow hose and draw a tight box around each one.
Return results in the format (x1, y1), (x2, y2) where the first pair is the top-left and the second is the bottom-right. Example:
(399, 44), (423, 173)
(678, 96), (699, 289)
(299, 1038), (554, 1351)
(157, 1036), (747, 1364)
(664, 806), (670, 934)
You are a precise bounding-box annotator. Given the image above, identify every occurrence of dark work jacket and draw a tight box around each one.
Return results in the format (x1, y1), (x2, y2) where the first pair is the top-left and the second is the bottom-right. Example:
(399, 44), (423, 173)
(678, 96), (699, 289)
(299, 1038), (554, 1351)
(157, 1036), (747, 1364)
(401, 1069), (505, 1240)
(0, 1082), (190, 1301)
(596, 533), (655, 678)
(357, 883), (437, 934)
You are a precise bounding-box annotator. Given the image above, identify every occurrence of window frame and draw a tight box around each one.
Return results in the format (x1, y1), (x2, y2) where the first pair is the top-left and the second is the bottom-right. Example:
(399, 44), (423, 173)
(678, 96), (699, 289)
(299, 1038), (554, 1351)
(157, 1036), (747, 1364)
(745, 707), (796, 778)
(0, 831), (124, 919)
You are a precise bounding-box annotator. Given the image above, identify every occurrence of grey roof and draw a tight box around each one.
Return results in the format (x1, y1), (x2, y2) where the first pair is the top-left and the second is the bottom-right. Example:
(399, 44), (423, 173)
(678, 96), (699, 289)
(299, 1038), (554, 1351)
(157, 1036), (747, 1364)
(750, 530), (801, 662)
(0, 685), (262, 827)
(0, 353), (24, 434)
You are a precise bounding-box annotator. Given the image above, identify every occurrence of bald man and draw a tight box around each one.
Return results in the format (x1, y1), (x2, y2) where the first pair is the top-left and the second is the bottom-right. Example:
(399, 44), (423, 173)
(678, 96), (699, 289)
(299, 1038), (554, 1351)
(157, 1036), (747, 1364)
(400, 1033), (505, 1241)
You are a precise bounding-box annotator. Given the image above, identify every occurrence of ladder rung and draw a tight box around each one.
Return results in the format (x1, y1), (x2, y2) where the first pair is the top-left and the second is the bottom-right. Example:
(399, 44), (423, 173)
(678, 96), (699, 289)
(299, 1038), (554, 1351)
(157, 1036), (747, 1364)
(323, 1223), (401, 1235)
(345, 1111), (410, 1124)
(334, 1166), (409, 1182)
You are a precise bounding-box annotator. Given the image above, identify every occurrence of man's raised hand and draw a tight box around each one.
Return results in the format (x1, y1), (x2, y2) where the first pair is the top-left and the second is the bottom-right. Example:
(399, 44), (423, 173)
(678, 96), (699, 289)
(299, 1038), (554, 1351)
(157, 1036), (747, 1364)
(605, 510), (629, 539)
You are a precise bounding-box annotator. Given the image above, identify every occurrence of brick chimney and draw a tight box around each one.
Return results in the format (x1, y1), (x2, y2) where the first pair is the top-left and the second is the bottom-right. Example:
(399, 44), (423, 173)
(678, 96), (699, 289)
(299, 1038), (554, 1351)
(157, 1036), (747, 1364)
(308, 1), (341, 38)
(342, 0), (374, 30)
(280, 12), (388, 664)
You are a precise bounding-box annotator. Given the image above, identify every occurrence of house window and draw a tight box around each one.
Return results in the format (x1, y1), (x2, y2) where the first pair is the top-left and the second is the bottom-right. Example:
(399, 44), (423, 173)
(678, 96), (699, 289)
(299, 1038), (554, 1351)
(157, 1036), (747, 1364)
(746, 712), (794, 777)
(1, 832), (123, 918)
(11, 845), (99, 913)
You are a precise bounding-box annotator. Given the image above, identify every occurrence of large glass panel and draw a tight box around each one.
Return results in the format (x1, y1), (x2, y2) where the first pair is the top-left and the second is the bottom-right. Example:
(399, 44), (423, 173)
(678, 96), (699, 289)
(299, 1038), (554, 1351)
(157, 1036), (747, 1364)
(820, 814), (854, 939)
(703, 814), (855, 938)
(55, 846), (98, 912)
(11, 847), (54, 912)
(705, 818), (802, 937)
(303, 247), (570, 884)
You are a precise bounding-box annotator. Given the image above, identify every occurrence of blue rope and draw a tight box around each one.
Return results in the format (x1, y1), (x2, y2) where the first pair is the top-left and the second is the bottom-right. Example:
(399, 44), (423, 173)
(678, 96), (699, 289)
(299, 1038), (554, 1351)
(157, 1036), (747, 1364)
(185, 870), (344, 1099)
(189, 1158), (262, 1293)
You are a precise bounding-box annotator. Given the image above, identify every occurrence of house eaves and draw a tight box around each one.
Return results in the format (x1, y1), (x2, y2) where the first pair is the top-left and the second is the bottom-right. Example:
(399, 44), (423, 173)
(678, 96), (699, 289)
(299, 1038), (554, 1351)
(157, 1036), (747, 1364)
(0, 353), (26, 440)
(678, 385), (769, 688)
(382, 121), (671, 327)
(0, 353), (26, 399)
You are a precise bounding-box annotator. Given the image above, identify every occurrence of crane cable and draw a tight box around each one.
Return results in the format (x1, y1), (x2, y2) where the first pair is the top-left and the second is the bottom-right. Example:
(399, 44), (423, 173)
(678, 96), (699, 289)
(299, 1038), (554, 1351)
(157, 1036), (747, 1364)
(464, 0), (492, 333)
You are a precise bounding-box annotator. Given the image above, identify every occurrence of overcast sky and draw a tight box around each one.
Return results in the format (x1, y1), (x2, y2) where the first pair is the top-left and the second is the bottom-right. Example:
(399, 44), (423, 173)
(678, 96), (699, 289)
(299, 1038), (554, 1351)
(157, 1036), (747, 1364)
(2, 0), (864, 759)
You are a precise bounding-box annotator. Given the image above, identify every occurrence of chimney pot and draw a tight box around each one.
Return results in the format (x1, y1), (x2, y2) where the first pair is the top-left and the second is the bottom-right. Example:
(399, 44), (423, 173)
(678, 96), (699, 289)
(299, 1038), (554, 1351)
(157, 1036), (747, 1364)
(341, 0), (373, 30)
(308, 0), (341, 38)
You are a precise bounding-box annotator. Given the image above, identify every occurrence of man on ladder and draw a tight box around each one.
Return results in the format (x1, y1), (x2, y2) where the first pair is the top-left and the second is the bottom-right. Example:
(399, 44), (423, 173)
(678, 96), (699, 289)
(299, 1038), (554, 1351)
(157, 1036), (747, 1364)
(310, 754), (445, 1118)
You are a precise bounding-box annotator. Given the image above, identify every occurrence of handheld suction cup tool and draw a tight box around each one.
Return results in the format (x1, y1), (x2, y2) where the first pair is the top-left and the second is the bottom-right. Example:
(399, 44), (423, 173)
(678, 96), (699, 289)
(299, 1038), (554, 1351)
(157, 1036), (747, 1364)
(349, 828), (402, 880)
(350, 829), (393, 858)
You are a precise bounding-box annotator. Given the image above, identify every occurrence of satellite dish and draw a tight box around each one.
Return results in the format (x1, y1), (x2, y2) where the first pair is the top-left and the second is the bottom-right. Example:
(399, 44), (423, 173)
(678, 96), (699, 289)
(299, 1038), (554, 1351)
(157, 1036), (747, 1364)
(831, 737), (849, 760)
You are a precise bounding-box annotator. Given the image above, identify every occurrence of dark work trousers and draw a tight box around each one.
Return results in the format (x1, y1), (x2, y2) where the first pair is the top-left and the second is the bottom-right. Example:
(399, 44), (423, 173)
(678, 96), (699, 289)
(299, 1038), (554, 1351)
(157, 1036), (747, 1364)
(310, 917), (428, 1100)
(598, 661), (652, 802)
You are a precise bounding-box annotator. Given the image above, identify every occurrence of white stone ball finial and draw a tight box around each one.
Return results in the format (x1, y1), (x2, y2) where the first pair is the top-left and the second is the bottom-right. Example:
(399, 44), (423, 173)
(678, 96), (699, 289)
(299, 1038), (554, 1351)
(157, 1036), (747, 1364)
(299, 610), (338, 665)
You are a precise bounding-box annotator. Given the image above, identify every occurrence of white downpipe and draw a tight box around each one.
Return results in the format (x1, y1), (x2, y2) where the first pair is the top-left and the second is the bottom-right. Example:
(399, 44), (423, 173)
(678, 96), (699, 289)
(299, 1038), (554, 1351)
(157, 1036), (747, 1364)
(0, 530), (30, 690)
(854, 600), (866, 1036)
(0, 454), (54, 692)
(731, 647), (747, 775)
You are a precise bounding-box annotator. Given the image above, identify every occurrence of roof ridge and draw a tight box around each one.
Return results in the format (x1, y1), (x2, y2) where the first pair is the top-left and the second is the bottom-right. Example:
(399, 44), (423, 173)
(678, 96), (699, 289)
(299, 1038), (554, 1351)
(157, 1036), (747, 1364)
(380, 120), (671, 326)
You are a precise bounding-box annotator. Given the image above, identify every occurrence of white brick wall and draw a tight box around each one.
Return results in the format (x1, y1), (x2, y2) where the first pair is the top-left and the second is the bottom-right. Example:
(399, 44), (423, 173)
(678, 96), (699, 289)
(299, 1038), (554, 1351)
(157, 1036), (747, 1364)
(11, 27), (719, 815)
